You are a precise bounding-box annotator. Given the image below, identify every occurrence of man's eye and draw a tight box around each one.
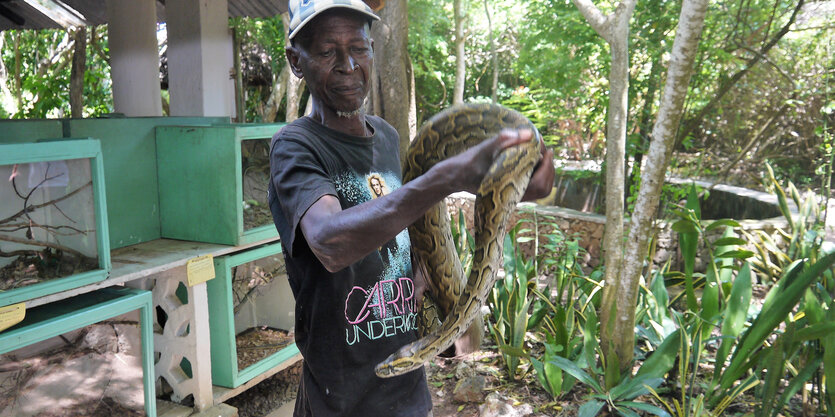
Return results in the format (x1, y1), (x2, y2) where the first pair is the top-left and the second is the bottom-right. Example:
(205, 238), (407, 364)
(320, 50), (333, 57)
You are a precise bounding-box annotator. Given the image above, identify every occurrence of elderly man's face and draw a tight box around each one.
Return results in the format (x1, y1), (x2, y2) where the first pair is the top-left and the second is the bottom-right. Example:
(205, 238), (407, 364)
(289, 11), (373, 116)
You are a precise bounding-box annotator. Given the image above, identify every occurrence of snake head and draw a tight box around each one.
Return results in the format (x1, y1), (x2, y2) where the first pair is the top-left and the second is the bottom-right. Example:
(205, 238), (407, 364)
(374, 343), (424, 378)
(374, 356), (422, 379)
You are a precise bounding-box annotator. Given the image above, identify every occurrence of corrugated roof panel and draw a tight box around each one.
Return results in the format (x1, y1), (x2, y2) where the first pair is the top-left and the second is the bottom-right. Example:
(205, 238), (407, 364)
(0, 1), (66, 30)
(229, 0), (285, 18)
(0, 0), (287, 31)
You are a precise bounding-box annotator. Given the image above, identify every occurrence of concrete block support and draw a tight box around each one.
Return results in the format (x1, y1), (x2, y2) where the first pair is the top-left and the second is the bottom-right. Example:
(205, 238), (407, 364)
(106, 0), (163, 117)
(166, 0), (235, 117)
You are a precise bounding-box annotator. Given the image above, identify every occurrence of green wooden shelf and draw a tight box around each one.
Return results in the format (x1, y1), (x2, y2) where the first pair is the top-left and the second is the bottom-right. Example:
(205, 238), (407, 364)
(206, 242), (298, 388)
(0, 286), (156, 417)
(156, 123), (286, 246)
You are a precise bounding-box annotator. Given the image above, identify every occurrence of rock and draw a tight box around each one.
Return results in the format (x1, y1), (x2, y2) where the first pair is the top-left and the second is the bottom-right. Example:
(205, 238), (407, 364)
(453, 374), (485, 403)
(478, 392), (534, 417)
(454, 361), (476, 379)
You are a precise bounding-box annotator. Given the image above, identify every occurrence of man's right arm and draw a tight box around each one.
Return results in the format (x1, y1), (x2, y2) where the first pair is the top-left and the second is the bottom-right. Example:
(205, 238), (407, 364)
(299, 128), (546, 273)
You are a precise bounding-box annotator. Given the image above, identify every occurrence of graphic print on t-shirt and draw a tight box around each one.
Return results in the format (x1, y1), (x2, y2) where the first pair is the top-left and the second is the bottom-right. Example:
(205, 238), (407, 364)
(336, 171), (420, 346)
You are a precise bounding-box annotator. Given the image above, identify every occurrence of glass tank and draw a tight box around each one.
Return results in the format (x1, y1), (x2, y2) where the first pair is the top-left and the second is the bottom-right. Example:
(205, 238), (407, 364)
(207, 243), (298, 388)
(229, 249), (293, 371)
(0, 320), (146, 416)
(0, 157), (100, 297)
(240, 137), (273, 234)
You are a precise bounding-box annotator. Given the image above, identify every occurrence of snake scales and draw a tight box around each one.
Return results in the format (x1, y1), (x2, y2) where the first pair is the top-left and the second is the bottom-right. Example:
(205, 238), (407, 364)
(375, 103), (543, 378)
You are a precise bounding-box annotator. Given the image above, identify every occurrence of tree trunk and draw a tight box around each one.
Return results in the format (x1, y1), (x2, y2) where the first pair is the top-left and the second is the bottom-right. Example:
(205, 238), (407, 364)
(613, 0), (710, 370)
(484, 0), (498, 104)
(628, 57), (662, 198)
(70, 27), (87, 118)
(369, 0), (415, 157)
(571, 0), (636, 372)
(0, 34), (16, 115)
(89, 26), (109, 65)
(232, 25), (245, 122)
(262, 65), (289, 123)
(282, 12), (306, 122)
(452, 0), (467, 105)
(13, 32), (22, 109)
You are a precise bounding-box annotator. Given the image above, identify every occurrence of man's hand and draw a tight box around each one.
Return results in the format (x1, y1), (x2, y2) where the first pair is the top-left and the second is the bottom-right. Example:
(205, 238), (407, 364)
(437, 128), (554, 200)
(437, 128), (545, 195)
(412, 253), (430, 308)
(521, 137), (555, 202)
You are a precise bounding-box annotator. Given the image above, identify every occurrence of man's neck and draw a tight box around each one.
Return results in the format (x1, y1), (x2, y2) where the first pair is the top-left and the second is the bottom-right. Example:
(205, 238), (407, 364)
(309, 105), (370, 137)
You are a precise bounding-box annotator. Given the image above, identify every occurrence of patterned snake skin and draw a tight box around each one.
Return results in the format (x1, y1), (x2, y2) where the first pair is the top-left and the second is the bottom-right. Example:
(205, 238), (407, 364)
(375, 103), (542, 378)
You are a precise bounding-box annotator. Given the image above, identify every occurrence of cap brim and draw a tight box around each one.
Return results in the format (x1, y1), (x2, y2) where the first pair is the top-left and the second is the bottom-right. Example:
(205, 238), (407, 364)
(289, 5), (380, 40)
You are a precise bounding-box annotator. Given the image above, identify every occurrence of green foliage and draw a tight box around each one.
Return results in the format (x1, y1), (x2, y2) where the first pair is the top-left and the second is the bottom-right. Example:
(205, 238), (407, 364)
(1, 27), (113, 118)
(650, 171), (835, 416)
(408, 0), (455, 121)
(548, 341), (675, 417)
(230, 16), (288, 123)
(490, 222), (537, 380)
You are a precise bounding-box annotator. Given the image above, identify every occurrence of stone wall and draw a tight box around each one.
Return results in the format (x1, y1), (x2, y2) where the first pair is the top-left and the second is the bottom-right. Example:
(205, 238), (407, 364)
(445, 192), (791, 274)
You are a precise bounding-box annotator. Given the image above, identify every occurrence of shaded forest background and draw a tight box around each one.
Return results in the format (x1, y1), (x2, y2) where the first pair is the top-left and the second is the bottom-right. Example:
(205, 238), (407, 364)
(0, 0), (833, 191)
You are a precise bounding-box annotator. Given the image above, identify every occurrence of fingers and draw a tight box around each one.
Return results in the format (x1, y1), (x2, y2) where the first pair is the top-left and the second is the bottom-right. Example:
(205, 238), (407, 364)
(522, 145), (555, 202)
(412, 255), (430, 307)
(495, 128), (534, 151)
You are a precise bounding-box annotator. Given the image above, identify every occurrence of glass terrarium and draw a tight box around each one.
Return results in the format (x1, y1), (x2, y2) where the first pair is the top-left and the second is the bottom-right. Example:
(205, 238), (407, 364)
(0, 287), (155, 416)
(206, 243), (298, 388)
(0, 140), (110, 307)
(156, 124), (285, 246)
(240, 136), (273, 233)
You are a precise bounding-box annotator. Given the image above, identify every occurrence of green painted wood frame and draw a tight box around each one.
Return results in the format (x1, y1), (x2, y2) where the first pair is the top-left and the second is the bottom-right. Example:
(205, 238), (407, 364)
(207, 242), (299, 388)
(156, 123), (286, 246)
(0, 119), (63, 144)
(66, 117), (229, 249)
(0, 139), (111, 307)
(0, 286), (156, 417)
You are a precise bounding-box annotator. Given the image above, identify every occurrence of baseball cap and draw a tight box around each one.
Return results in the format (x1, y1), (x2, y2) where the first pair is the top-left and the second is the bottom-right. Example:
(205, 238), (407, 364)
(287, 0), (380, 40)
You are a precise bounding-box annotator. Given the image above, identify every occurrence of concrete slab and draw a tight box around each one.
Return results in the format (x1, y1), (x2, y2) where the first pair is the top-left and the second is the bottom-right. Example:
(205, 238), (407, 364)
(157, 400), (193, 417)
(189, 403), (238, 417)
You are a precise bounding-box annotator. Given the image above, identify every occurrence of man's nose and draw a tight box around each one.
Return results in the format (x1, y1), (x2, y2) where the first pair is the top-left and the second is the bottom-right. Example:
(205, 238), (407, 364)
(336, 52), (357, 73)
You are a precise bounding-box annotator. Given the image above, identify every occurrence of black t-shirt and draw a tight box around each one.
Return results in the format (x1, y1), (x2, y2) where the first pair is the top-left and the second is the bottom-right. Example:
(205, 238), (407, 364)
(268, 116), (432, 417)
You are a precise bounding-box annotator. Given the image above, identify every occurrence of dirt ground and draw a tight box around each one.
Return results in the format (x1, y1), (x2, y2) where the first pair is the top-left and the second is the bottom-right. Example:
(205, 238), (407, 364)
(236, 327), (294, 371)
(424, 344), (581, 417)
(0, 251), (98, 292)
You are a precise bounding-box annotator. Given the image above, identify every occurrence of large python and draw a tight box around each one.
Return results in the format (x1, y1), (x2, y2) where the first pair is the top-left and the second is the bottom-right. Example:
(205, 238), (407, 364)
(375, 103), (543, 378)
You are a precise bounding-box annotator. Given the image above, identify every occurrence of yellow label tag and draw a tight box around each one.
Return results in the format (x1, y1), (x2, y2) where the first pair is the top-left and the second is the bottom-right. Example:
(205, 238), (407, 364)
(0, 303), (26, 333)
(187, 255), (215, 287)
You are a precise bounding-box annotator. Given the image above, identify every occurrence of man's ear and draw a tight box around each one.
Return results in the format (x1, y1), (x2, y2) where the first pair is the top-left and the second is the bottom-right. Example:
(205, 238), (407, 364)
(285, 46), (304, 79)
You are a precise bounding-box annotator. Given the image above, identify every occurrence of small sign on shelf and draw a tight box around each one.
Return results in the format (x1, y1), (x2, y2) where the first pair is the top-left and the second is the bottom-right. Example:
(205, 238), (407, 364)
(187, 255), (215, 287)
(0, 302), (25, 332)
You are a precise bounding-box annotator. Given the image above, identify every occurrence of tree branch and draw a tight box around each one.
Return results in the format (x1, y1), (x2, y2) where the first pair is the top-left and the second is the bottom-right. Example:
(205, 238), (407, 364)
(0, 234), (94, 261)
(571, 0), (611, 37)
(0, 181), (91, 226)
(677, 0), (805, 143)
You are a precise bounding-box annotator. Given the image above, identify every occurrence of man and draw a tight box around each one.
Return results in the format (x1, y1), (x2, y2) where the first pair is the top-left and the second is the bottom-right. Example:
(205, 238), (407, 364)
(268, 1), (555, 416)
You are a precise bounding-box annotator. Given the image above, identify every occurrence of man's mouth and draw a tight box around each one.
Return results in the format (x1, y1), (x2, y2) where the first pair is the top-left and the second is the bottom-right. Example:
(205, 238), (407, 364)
(333, 85), (363, 94)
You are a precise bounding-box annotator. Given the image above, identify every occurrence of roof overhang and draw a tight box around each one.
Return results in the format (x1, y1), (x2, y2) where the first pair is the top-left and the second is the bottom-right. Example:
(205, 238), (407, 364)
(0, 0), (289, 31)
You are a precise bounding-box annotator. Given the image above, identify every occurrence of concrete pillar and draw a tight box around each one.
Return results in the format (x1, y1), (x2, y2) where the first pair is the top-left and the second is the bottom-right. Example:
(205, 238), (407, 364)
(166, 0), (235, 117)
(106, 0), (163, 117)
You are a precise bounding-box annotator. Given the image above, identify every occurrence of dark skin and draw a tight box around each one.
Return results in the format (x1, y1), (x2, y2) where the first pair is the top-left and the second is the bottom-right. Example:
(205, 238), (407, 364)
(285, 9), (556, 273)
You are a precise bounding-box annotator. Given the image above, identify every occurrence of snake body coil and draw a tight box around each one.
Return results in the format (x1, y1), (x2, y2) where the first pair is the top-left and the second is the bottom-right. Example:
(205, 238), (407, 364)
(375, 103), (542, 378)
